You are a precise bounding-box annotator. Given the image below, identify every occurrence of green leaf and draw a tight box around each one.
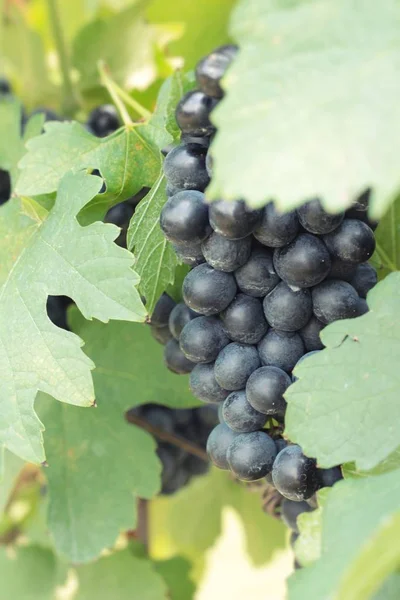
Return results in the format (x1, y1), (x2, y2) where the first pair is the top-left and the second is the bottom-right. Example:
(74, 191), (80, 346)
(1, 8), (54, 110)
(127, 71), (195, 313)
(0, 545), (66, 600)
(68, 306), (199, 410)
(0, 172), (146, 464)
(16, 121), (161, 221)
(147, 0), (236, 69)
(373, 574), (400, 600)
(72, 1), (165, 94)
(208, 0), (400, 219)
(39, 391), (160, 563)
(0, 450), (25, 512)
(343, 446), (400, 480)
(75, 548), (168, 600)
(0, 98), (43, 190)
(371, 195), (400, 279)
(294, 488), (330, 568)
(285, 272), (400, 471)
(128, 173), (177, 313)
(288, 469), (400, 600)
(154, 556), (196, 600)
(151, 468), (286, 567)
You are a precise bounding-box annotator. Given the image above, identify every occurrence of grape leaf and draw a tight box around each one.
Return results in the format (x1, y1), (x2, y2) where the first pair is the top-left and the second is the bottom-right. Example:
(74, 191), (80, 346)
(72, 0), (173, 94)
(16, 121), (161, 222)
(127, 71), (194, 312)
(38, 392), (160, 563)
(147, 0), (236, 69)
(68, 307), (199, 410)
(154, 556), (196, 600)
(0, 545), (66, 600)
(208, 0), (400, 219)
(288, 469), (400, 600)
(150, 468), (286, 567)
(0, 171), (146, 464)
(371, 195), (400, 280)
(75, 548), (168, 600)
(294, 488), (329, 568)
(285, 272), (400, 471)
(373, 574), (400, 600)
(0, 98), (43, 189)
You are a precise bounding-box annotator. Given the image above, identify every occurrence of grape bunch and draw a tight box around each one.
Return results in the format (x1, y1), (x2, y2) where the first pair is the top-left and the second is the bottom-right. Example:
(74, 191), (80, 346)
(127, 403), (218, 495)
(155, 44), (378, 515)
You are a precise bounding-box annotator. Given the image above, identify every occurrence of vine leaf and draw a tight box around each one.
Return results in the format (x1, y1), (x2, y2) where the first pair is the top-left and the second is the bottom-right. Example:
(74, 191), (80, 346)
(151, 468), (286, 567)
(289, 470), (400, 600)
(294, 488), (330, 568)
(127, 71), (195, 313)
(15, 121), (161, 222)
(38, 308), (198, 562)
(0, 545), (66, 600)
(75, 548), (168, 599)
(0, 171), (146, 464)
(208, 0), (400, 219)
(371, 194), (400, 280)
(285, 272), (400, 471)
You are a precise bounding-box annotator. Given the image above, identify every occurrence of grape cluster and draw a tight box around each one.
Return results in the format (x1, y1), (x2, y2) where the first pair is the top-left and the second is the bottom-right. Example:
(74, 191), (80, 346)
(127, 403), (218, 495)
(156, 45), (378, 512)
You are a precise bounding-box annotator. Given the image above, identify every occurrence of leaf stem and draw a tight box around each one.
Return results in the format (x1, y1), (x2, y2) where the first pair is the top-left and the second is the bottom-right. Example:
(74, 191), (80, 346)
(46, 0), (79, 117)
(125, 410), (209, 461)
(112, 85), (151, 121)
(98, 61), (133, 128)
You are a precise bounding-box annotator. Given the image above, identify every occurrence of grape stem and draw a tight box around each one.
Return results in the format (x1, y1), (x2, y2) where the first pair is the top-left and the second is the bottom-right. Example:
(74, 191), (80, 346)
(125, 410), (209, 462)
(46, 0), (79, 116)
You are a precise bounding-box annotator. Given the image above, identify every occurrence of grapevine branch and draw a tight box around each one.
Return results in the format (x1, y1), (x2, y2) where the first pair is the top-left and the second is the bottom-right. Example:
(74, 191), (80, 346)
(125, 410), (209, 462)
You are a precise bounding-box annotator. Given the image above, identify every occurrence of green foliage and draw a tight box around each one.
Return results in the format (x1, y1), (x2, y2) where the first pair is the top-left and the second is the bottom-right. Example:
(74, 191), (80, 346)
(0, 545), (66, 600)
(371, 195), (400, 279)
(0, 172), (145, 464)
(288, 470), (400, 600)
(154, 556), (196, 600)
(209, 0), (400, 219)
(294, 488), (329, 568)
(147, 0), (236, 69)
(151, 468), (286, 568)
(285, 273), (400, 471)
(75, 547), (168, 599)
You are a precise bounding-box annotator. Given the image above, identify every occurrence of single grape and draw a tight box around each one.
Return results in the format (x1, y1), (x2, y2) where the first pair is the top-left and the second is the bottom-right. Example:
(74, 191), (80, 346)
(318, 466), (343, 488)
(184, 454), (210, 477)
(323, 219), (376, 264)
(275, 438), (288, 454)
(349, 263), (377, 298)
(299, 316), (325, 352)
(357, 298), (369, 315)
(183, 263), (237, 315)
(273, 233), (331, 289)
(105, 201), (134, 228)
(168, 303), (198, 340)
(46, 296), (70, 330)
(207, 422), (238, 469)
(234, 248), (280, 297)
(163, 143), (210, 191)
(0, 77), (11, 94)
(160, 190), (211, 245)
(263, 282), (312, 331)
(0, 169), (11, 205)
(195, 45), (238, 98)
(87, 104), (120, 137)
(281, 499), (313, 533)
(175, 90), (217, 136)
(220, 294), (268, 344)
(272, 445), (320, 501)
(222, 390), (266, 433)
(258, 330), (305, 373)
(172, 241), (205, 266)
(297, 199), (344, 234)
(150, 324), (172, 345)
(214, 343), (261, 390)
(164, 339), (195, 374)
(209, 199), (262, 240)
(151, 293), (176, 328)
(227, 431), (277, 481)
(246, 366), (290, 417)
(195, 404), (219, 429)
(190, 362), (230, 404)
(327, 258), (357, 282)
(345, 206), (378, 230)
(161, 466), (190, 495)
(142, 405), (175, 433)
(253, 204), (299, 248)
(312, 280), (360, 324)
(202, 232), (252, 272)
(180, 316), (229, 363)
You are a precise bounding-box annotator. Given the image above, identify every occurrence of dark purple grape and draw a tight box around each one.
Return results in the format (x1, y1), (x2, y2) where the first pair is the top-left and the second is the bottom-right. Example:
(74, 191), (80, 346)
(209, 199), (262, 240)
(190, 362), (230, 404)
(273, 233), (331, 289)
(297, 199), (344, 234)
(272, 445), (320, 501)
(299, 316), (325, 352)
(318, 466), (343, 488)
(234, 248), (280, 297)
(160, 190), (210, 245)
(349, 263), (377, 298)
(222, 390), (266, 433)
(87, 104), (120, 137)
(312, 280), (360, 324)
(175, 90), (217, 136)
(163, 143), (210, 191)
(263, 282), (312, 332)
(168, 303), (198, 340)
(281, 499), (313, 533)
(258, 330), (305, 373)
(220, 294), (268, 344)
(323, 219), (376, 264)
(172, 241), (205, 266)
(227, 431), (277, 481)
(202, 232), (252, 272)
(164, 339), (195, 374)
(214, 343), (261, 391)
(151, 325), (172, 345)
(196, 45), (238, 98)
(151, 294), (176, 328)
(183, 263), (237, 315)
(180, 316), (229, 363)
(253, 204), (299, 248)
(207, 423), (238, 469)
(246, 366), (290, 417)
